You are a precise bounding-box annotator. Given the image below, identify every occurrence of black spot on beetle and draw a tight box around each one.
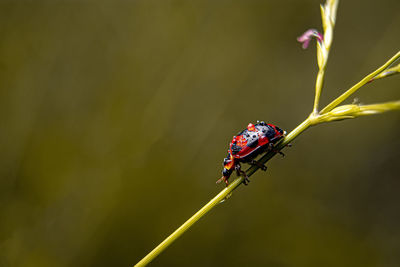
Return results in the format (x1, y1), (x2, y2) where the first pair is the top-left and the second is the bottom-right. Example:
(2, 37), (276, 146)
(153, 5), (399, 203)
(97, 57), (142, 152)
(275, 126), (284, 134)
(263, 125), (276, 139)
(231, 144), (242, 155)
(247, 139), (258, 148)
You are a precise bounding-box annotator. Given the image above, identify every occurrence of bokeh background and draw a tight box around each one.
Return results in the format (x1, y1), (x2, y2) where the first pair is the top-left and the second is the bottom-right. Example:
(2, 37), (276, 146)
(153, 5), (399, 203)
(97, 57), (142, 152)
(0, 0), (399, 266)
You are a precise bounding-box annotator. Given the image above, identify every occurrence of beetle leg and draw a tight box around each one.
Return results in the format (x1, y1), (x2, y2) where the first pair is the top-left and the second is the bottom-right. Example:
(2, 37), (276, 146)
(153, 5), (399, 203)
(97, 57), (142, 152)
(240, 170), (250, 185)
(268, 143), (285, 157)
(249, 160), (267, 171)
(235, 164), (250, 185)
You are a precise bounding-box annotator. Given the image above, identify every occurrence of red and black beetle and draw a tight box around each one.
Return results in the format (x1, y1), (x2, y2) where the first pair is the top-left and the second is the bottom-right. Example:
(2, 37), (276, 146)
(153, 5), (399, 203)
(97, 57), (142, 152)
(217, 121), (286, 186)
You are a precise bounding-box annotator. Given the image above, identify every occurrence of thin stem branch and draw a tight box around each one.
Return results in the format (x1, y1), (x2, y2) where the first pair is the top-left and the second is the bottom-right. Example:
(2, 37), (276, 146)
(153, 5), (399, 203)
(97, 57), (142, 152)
(313, 69), (325, 114)
(359, 100), (400, 112)
(320, 51), (400, 114)
(135, 178), (243, 267)
(370, 64), (400, 82)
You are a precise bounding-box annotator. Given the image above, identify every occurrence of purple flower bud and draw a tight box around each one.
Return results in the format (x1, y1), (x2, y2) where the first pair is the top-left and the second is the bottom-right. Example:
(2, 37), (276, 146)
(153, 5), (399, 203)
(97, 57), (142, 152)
(297, 29), (324, 49)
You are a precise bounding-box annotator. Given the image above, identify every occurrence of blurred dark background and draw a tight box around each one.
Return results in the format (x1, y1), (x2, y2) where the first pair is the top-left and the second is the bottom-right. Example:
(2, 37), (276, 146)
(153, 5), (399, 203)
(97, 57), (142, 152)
(0, 0), (399, 266)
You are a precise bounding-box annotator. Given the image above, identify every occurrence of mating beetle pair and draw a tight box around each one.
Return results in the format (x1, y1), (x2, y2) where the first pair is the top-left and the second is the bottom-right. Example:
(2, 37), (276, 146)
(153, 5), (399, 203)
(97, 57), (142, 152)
(217, 121), (286, 186)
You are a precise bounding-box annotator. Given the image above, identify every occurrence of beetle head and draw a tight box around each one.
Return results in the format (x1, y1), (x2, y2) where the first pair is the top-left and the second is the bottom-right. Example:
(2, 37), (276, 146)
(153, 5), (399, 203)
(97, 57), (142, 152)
(223, 153), (235, 170)
(217, 153), (235, 186)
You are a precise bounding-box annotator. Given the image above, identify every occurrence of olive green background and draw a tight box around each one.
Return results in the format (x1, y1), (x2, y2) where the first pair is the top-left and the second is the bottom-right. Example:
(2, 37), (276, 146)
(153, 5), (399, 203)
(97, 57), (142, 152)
(0, 1), (399, 266)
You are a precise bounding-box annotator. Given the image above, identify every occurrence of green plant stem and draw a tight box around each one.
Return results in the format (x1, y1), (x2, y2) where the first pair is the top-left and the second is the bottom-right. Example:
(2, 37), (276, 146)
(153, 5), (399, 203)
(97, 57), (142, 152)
(135, 177), (243, 267)
(320, 51), (400, 114)
(135, 118), (312, 267)
(313, 69), (325, 114)
(360, 100), (400, 112)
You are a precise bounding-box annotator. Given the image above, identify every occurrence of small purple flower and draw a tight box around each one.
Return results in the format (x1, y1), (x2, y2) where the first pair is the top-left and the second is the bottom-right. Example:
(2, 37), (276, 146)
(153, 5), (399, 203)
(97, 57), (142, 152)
(297, 29), (324, 49)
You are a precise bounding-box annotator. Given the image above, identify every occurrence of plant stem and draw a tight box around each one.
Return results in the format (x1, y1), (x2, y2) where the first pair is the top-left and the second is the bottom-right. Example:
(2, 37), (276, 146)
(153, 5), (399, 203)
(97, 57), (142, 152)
(313, 69), (325, 114)
(320, 51), (400, 114)
(135, 177), (243, 267)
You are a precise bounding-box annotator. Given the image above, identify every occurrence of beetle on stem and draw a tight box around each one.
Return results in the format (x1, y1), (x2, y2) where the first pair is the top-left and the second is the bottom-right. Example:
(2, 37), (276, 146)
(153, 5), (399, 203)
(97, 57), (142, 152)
(217, 121), (286, 186)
